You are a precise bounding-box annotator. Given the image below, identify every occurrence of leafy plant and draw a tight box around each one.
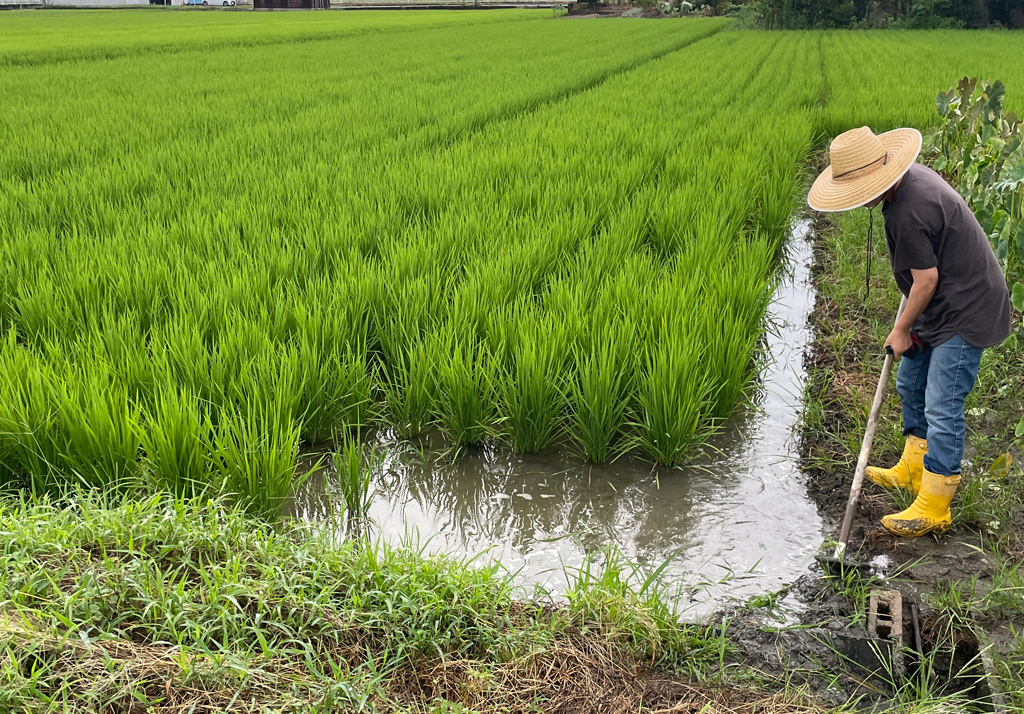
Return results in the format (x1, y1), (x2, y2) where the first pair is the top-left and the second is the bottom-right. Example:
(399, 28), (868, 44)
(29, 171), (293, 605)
(926, 77), (1024, 312)
(924, 77), (1024, 441)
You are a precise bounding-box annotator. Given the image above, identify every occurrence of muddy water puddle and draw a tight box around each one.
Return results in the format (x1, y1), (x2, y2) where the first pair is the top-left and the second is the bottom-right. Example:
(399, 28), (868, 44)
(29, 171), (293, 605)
(291, 220), (823, 617)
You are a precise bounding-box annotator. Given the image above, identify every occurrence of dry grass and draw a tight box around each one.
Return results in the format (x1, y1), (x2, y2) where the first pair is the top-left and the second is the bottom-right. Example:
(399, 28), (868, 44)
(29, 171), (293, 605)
(0, 614), (827, 714)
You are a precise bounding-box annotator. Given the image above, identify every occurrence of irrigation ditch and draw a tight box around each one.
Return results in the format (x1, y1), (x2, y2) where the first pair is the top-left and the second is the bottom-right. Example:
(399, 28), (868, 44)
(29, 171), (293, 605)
(710, 210), (1014, 711)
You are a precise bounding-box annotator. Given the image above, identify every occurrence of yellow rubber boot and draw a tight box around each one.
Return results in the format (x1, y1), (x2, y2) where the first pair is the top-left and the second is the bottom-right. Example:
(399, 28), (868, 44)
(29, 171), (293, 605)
(865, 436), (927, 493)
(881, 469), (960, 537)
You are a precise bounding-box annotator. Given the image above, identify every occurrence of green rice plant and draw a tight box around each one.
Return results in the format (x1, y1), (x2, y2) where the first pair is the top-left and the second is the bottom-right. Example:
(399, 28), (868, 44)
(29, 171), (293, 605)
(331, 438), (378, 528)
(379, 336), (435, 440)
(635, 322), (717, 466)
(282, 291), (375, 443)
(295, 341), (374, 445)
(431, 325), (495, 449)
(213, 405), (304, 522)
(151, 318), (213, 404)
(496, 311), (568, 454)
(11, 18), (1023, 494)
(0, 22), (793, 487)
(246, 346), (308, 432)
(54, 366), (141, 491)
(0, 8), (546, 68)
(313, 346), (378, 440)
(753, 130), (810, 242)
(0, 339), (66, 492)
(700, 313), (765, 420)
(567, 320), (635, 464)
(140, 387), (216, 500)
(695, 237), (777, 418)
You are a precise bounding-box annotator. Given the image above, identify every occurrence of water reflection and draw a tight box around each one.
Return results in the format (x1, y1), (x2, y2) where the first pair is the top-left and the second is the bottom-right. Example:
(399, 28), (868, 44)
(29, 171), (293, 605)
(290, 220), (822, 617)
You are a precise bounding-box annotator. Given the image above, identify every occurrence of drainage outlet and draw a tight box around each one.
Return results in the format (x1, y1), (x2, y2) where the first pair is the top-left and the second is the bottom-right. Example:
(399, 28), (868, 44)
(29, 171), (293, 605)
(866, 589), (906, 683)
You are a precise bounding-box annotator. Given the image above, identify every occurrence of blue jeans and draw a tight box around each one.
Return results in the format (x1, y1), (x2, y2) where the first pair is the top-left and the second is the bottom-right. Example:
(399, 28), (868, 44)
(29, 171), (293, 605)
(896, 334), (982, 477)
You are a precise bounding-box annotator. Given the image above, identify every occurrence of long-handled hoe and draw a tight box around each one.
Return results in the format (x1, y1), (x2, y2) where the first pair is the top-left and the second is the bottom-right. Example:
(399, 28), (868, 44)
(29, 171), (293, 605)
(816, 294), (908, 576)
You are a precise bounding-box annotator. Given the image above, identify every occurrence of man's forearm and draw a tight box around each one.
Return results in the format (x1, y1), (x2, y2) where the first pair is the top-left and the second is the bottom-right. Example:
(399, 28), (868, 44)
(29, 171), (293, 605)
(896, 272), (938, 333)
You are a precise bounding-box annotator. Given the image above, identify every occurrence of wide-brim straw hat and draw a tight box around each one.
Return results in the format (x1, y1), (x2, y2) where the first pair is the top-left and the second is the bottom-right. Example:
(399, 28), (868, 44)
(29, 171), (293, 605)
(808, 126), (922, 212)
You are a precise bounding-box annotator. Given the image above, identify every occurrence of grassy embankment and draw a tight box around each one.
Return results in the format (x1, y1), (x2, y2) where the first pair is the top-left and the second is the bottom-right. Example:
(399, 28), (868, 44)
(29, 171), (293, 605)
(0, 492), (830, 713)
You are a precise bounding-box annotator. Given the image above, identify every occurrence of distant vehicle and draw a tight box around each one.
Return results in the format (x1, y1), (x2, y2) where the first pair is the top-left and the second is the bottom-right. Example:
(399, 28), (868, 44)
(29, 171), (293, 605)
(184, 0), (236, 5)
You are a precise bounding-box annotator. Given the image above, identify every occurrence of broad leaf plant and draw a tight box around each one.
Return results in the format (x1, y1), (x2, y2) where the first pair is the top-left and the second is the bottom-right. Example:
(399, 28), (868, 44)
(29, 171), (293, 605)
(923, 77), (1024, 439)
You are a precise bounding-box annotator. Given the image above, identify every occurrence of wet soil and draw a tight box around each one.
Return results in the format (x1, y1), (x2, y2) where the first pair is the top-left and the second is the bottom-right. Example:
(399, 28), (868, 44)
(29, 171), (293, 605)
(720, 572), (998, 707)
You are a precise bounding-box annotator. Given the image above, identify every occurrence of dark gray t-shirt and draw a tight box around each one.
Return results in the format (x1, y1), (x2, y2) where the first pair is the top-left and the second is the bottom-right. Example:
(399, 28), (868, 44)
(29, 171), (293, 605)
(882, 163), (1011, 349)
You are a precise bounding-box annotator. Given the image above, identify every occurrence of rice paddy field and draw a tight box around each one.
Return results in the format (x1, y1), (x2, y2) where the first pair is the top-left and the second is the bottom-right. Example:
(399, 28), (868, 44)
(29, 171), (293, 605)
(2, 11), (1024, 519)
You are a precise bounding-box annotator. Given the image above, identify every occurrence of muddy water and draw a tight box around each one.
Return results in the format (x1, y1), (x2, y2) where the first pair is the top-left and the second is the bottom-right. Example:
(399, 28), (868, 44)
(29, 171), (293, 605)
(292, 220), (823, 617)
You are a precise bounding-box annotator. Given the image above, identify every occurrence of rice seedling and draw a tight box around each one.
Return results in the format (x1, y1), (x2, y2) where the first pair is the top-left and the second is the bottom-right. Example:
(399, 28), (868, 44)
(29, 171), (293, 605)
(0, 8), (544, 68)
(431, 325), (496, 449)
(213, 404), (304, 521)
(331, 438), (378, 528)
(567, 318), (635, 464)
(635, 324), (718, 466)
(496, 310), (569, 453)
(378, 336), (435, 440)
(139, 387), (215, 500)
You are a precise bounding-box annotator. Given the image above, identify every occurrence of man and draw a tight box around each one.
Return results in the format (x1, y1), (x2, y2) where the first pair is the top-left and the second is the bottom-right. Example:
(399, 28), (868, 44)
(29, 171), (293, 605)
(808, 126), (1011, 538)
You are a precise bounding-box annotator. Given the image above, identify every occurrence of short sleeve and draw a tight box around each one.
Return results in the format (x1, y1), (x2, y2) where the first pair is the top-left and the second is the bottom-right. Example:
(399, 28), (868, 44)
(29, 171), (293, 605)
(891, 219), (937, 274)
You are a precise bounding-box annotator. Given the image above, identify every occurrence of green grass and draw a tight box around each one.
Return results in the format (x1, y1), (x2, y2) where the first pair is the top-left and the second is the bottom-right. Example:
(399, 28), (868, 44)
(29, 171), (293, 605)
(0, 490), (768, 712)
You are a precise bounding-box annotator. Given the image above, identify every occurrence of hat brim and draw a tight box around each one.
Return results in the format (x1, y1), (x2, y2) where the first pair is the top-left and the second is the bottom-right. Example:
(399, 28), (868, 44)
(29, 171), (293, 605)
(807, 128), (922, 212)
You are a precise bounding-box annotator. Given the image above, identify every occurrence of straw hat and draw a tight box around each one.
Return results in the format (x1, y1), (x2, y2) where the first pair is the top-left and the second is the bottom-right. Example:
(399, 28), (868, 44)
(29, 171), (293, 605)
(808, 126), (922, 212)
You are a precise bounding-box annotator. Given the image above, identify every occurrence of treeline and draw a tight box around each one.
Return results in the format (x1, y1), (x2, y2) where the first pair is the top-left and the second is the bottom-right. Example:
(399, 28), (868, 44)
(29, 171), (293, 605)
(729, 0), (1024, 28)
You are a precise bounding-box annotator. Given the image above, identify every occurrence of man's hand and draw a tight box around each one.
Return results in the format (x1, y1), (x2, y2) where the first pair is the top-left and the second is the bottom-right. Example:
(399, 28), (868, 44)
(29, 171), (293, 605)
(885, 326), (913, 359)
(887, 268), (938, 360)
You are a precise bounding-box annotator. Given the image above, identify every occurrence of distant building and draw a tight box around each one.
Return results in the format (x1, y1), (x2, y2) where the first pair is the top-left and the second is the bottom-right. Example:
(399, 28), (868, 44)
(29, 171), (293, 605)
(254, 0), (327, 8)
(3, 0), (251, 5)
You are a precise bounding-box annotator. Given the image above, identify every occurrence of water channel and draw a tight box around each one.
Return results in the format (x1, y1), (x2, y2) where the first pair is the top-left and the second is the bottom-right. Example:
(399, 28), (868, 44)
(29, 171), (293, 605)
(291, 220), (823, 617)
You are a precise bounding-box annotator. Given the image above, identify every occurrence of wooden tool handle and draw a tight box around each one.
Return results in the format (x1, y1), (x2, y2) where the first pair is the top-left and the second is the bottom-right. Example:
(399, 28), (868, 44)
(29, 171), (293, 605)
(836, 294), (909, 550)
